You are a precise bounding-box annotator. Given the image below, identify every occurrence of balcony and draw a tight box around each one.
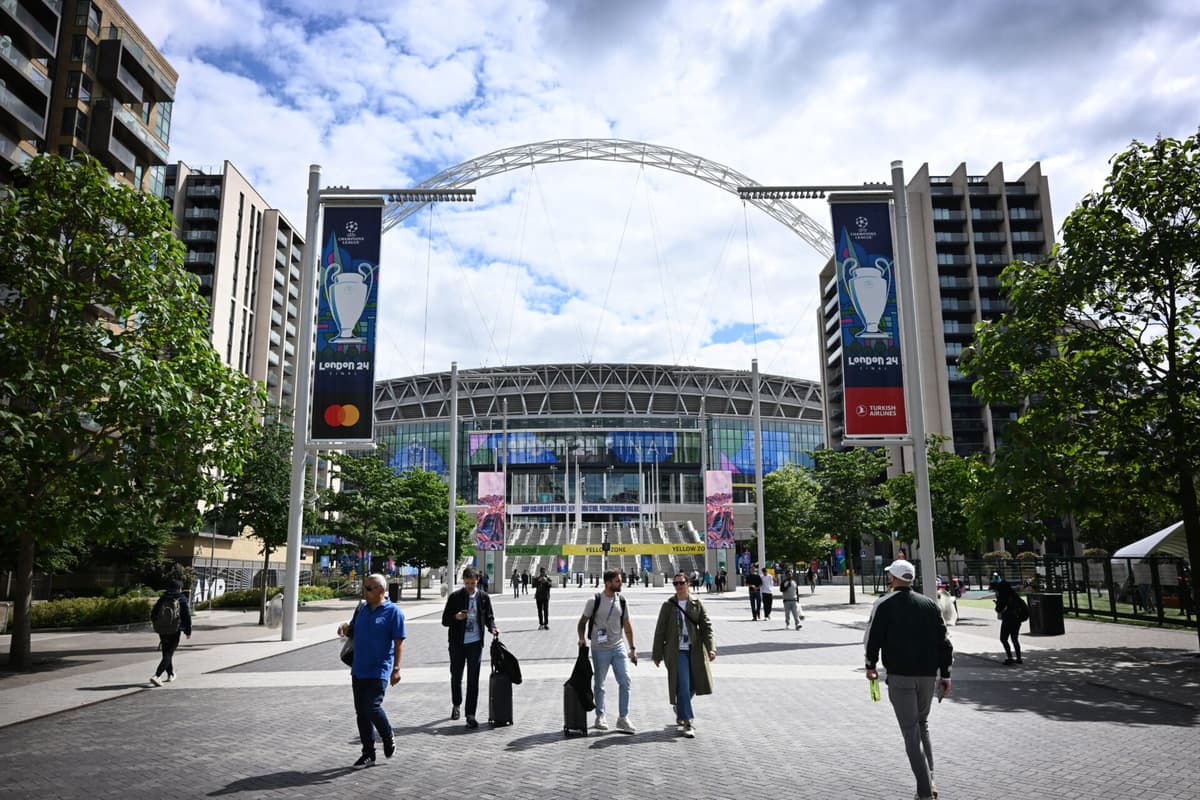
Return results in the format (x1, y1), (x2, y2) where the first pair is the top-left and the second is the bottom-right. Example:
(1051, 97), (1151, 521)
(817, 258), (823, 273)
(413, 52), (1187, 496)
(0, 35), (51, 97)
(186, 251), (216, 266)
(973, 231), (1007, 243)
(0, 0), (58, 59)
(96, 42), (145, 104)
(184, 207), (219, 221)
(276, 229), (288, 248)
(0, 80), (46, 139)
(934, 232), (968, 243)
(0, 128), (33, 168)
(90, 99), (168, 167)
(183, 229), (217, 244)
(87, 112), (137, 174)
(186, 183), (221, 198)
(99, 29), (175, 101)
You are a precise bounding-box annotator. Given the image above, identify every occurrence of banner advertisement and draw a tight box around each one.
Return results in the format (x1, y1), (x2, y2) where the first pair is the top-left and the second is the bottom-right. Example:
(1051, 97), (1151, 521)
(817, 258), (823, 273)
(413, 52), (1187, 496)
(506, 543), (706, 556)
(310, 204), (382, 443)
(830, 201), (908, 437)
(705, 470), (736, 549)
(475, 471), (505, 551)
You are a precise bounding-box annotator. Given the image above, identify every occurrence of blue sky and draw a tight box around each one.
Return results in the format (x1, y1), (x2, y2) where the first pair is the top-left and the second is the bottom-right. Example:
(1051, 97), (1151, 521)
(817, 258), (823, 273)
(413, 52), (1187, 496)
(124, 0), (1200, 381)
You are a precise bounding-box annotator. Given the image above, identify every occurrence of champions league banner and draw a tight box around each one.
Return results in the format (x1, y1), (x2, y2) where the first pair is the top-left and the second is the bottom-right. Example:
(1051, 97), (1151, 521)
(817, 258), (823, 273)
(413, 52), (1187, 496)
(830, 201), (908, 438)
(310, 205), (382, 443)
(704, 470), (735, 549)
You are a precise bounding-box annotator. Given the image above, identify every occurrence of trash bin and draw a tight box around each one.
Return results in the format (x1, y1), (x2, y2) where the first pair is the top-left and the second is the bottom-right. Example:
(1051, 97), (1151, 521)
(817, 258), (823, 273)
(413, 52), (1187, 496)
(388, 582), (400, 603)
(1027, 592), (1064, 635)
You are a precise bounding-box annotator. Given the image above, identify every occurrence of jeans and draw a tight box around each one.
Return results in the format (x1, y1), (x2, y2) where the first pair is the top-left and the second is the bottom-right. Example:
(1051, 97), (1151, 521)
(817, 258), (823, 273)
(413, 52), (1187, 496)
(592, 643), (632, 718)
(886, 675), (936, 798)
(783, 599), (802, 627)
(675, 650), (694, 722)
(449, 639), (485, 716)
(749, 590), (761, 620)
(762, 593), (774, 619)
(155, 632), (181, 677)
(351, 678), (392, 756)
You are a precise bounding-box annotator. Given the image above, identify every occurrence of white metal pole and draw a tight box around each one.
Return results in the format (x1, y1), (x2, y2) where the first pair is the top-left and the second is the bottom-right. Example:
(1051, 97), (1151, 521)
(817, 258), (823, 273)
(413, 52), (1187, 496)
(282, 164), (322, 641)
(753, 359), (766, 569)
(891, 161), (937, 597)
(447, 361), (458, 587)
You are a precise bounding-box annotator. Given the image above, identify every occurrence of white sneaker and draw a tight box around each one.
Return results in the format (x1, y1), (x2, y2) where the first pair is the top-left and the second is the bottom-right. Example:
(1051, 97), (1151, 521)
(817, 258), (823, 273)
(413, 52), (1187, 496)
(681, 721), (695, 738)
(165, 673), (176, 683)
(149, 676), (162, 687)
(593, 713), (609, 730)
(615, 716), (636, 734)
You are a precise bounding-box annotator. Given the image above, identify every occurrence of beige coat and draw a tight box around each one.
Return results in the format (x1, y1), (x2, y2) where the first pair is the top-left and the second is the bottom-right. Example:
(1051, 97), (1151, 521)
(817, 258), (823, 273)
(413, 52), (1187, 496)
(651, 596), (714, 703)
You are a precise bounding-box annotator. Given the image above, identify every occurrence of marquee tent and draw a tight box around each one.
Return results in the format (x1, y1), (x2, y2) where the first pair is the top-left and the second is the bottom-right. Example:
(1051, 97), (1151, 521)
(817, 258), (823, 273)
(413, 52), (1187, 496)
(1112, 521), (1188, 559)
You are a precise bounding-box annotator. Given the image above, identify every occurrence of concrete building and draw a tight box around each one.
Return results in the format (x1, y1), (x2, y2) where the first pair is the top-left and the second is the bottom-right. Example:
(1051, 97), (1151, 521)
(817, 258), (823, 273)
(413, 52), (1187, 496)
(1, 0), (176, 190)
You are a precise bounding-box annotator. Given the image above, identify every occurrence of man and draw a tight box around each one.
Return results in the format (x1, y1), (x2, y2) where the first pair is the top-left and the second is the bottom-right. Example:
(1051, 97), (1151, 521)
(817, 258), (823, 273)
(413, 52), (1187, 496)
(339, 573), (405, 767)
(521, 569), (530, 595)
(149, 580), (192, 686)
(442, 566), (499, 728)
(533, 566), (553, 629)
(577, 569), (638, 733)
(780, 569), (803, 630)
(760, 566), (775, 621)
(864, 560), (953, 800)
(746, 564), (763, 620)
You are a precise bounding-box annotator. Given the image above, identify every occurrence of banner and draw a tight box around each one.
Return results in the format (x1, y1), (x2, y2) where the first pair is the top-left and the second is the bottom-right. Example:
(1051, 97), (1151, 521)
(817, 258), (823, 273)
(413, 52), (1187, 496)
(830, 201), (908, 437)
(506, 543), (706, 556)
(475, 471), (505, 551)
(705, 470), (736, 549)
(310, 204), (382, 443)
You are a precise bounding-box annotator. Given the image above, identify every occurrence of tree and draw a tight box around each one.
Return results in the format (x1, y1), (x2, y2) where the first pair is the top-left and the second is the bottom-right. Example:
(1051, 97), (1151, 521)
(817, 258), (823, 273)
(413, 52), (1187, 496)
(213, 419), (295, 624)
(391, 468), (473, 599)
(0, 156), (261, 669)
(883, 435), (985, 577)
(962, 132), (1200, 644)
(807, 447), (889, 604)
(762, 464), (828, 564)
(319, 451), (411, 580)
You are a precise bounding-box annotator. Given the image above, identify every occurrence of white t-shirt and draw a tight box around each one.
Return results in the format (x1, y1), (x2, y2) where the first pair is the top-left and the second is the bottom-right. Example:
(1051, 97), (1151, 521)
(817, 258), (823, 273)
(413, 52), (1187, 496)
(676, 599), (691, 651)
(761, 572), (775, 594)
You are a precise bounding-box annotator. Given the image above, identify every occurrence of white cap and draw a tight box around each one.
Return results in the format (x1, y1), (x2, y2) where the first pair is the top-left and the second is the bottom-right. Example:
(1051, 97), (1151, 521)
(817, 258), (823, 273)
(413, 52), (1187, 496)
(886, 559), (916, 582)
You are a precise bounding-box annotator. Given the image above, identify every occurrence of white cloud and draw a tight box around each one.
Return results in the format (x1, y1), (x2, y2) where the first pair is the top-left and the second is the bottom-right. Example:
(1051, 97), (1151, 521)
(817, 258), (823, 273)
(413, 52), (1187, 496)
(119, 0), (1200, 382)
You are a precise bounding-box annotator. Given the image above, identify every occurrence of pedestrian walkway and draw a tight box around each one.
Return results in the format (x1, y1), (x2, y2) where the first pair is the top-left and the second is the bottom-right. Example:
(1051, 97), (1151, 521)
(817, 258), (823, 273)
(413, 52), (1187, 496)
(1, 585), (1196, 799)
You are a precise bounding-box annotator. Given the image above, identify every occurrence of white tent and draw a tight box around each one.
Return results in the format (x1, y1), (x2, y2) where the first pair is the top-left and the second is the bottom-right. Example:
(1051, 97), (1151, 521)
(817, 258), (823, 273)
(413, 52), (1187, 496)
(1112, 521), (1188, 559)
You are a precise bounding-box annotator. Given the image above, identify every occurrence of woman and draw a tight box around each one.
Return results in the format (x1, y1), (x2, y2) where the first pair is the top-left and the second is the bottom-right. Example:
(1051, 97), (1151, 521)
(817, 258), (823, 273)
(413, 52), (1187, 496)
(652, 571), (716, 738)
(993, 579), (1025, 665)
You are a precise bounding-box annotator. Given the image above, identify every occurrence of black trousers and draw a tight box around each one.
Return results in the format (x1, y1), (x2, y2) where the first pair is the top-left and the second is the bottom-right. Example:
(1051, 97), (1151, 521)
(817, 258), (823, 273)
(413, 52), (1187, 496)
(749, 591), (761, 619)
(1000, 618), (1022, 659)
(762, 593), (774, 619)
(448, 639), (485, 716)
(155, 632), (181, 677)
(535, 595), (550, 626)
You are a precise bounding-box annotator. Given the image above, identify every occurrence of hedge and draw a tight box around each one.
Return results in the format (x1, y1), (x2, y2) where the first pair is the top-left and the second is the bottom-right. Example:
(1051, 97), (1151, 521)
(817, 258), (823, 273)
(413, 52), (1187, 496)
(195, 584), (337, 610)
(32, 596), (154, 628)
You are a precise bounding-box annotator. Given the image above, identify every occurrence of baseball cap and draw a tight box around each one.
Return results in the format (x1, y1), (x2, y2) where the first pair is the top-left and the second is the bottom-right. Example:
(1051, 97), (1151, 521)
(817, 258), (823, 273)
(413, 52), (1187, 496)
(886, 559), (916, 581)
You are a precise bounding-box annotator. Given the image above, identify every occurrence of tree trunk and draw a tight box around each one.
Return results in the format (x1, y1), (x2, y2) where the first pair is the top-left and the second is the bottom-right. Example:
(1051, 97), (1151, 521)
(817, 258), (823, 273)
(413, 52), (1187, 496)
(7, 530), (36, 670)
(416, 565), (423, 600)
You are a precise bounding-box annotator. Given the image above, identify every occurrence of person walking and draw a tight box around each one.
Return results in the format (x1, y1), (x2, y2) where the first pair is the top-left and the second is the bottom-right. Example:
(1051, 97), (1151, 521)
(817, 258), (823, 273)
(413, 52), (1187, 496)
(442, 567), (499, 728)
(339, 573), (406, 767)
(864, 560), (953, 800)
(149, 580), (192, 686)
(577, 569), (638, 734)
(993, 579), (1027, 665)
(652, 572), (716, 739)
(533, 566), (552, 629)
(806, 564), (818, 594)
(760, 567), (776, 621)
(746, 564), (763, 620)
(521, 569), (530, 595)
(780, 570), (804, 630)
(511, 569), (520, 599)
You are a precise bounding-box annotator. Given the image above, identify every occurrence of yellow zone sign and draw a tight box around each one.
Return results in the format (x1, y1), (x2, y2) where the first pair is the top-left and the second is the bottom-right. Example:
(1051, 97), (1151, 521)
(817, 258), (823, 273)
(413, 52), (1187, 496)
(561, 543), (705, 556)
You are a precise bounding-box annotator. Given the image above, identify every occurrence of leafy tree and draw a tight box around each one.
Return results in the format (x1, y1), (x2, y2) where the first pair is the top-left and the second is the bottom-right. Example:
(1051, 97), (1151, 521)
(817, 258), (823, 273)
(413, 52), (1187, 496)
(808, 447), (889, 604)
(391, 468), (472, 599)
(762, 464), (828, 565)
(962, 132), (1200, 641)
(319, 451), (411, 580)
(883, 435), (985, 577)
(0, 156), (261, 669)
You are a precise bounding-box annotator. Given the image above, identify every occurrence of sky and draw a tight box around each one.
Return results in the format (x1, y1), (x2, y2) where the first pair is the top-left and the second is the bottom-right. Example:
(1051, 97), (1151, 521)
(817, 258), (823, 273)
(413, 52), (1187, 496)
(123, 0), (1200, 383)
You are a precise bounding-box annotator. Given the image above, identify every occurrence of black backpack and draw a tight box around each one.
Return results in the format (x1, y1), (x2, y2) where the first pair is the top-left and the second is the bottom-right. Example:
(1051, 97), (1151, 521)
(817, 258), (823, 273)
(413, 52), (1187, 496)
(586, 592), (626, 639)
(153, 596), (182, 636)
(1013, 595), (1030, 622)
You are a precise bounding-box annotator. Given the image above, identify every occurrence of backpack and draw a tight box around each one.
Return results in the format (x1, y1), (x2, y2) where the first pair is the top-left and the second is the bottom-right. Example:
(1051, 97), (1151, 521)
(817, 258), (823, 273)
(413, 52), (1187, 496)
(153, 595), (182, 636)
(586, 592), (626, 640)
(1013, 595), (1030, 622)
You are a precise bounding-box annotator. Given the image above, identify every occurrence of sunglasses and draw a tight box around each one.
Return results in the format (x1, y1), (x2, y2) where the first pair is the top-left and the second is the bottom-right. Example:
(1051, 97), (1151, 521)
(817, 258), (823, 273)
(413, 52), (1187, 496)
(672, 580), (687, 585)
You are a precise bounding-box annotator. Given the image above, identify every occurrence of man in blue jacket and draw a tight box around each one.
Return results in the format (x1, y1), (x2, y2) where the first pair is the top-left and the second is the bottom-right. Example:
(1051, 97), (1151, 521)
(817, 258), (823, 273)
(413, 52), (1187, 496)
(339, 573), (406, 767)
(864, 560), (953, 800)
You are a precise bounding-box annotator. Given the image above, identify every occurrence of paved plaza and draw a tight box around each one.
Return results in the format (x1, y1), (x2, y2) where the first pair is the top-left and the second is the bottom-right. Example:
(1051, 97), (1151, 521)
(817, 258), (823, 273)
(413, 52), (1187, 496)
(2, 584), (1197, 799)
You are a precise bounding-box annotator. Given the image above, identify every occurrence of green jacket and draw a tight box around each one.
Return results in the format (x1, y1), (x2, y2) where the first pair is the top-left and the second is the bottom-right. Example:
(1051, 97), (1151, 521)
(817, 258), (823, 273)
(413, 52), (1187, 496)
(651, 596), (715, 703)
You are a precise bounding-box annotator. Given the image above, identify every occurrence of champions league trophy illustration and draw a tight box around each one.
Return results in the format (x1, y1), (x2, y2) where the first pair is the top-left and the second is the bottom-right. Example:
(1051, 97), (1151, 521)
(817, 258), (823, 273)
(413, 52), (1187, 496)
(839, 228), (892, 340)
(322, 234), (377, 344)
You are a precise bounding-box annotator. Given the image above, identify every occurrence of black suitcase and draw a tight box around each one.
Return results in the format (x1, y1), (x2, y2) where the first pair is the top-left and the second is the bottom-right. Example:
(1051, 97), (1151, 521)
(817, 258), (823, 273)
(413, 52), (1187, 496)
(563, 683), (589, 736)
(488, 671), (513, 726)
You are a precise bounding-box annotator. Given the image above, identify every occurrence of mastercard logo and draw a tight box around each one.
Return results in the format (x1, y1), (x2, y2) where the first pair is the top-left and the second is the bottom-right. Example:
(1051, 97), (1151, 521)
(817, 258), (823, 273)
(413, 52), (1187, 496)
(323, 404), (361, 427)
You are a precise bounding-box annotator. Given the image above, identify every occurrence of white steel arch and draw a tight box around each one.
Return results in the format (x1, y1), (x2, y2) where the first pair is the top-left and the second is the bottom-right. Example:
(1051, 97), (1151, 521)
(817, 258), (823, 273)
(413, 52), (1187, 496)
(382, 138), (833, 255)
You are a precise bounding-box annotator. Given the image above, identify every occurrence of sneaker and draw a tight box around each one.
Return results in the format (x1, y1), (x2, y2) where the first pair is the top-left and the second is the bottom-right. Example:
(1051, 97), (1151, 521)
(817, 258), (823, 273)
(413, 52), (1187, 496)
(382, 738), (395, 758)
(451, 705), (461, 720)
(466, 716), (478, 729)
(353, 754), (375, 768)
(681, 721), (695, 738)
(165, 673), (176, 683)
(149, 676), (162, 687)
(1015, 657), (1023, 664)
(594, 713), (609, 730)
(795, 624), (802, 630)
(1003, 658), (1015, 666)
(615, 716), (636, 734)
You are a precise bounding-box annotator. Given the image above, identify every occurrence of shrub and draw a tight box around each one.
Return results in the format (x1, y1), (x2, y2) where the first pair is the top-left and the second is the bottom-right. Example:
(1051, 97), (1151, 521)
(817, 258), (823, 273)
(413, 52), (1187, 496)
(1016, 551), (1040, 560)
(984, 550), (1012, 560)
(1082, 547), (1109, 557)
(297, 585), (336, 602)
(192, 584), (337, 610)
(31, 596), (154, 628)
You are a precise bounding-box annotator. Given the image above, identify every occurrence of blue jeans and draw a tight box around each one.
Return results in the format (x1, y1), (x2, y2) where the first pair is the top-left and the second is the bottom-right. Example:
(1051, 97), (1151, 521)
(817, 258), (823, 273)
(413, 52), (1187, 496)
(351, 678), (392, 756)
(449, 639), (484, 716)
(675, 650), (694, 722)
(592, 643), (631, 718)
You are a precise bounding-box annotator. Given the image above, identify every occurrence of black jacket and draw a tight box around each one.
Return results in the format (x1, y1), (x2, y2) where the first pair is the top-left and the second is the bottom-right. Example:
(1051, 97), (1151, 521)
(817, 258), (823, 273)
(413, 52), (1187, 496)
(864, 587), (952, 678)
(442, 587), (497, 645)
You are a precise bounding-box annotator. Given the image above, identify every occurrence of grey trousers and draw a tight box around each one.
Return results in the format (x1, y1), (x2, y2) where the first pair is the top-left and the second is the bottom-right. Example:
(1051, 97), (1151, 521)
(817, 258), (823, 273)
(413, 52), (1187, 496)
(886, 674), (936, 798)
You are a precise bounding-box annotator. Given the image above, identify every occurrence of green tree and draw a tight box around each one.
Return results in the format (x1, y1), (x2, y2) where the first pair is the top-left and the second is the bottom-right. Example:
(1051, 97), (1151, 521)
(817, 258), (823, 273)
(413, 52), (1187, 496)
(213, 419), (295, 624)
(0, 156), (261, 669)
(392, 468), (472, 599)
(319, 451), (411, 581)
(962, 133), (1200, 641)
(883, 435), (985, 578)
(808, 447), (889, 604)
(762, 464), (828, 565)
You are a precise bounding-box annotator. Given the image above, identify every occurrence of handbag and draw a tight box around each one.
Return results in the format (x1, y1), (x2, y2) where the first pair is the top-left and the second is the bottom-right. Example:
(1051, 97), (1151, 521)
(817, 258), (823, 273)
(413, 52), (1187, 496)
(340, 602), (364, 667)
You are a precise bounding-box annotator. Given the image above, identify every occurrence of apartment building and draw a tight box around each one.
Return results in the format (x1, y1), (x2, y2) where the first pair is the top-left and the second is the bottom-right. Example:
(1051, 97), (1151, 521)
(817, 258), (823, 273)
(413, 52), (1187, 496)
(1, 0), (175, 189)
(819, 162), (1055, 458)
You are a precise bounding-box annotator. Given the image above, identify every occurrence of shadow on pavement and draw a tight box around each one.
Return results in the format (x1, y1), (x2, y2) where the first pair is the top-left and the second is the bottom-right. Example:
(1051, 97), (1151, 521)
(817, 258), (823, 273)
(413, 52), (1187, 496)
(77, 683), (150, 691)
(208, 766), (359, 795)
(716, 641), (848, 657)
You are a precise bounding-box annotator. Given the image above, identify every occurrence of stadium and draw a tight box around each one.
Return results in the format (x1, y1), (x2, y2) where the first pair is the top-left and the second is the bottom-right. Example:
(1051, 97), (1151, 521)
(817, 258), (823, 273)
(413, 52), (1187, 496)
(373, 362), (824, 583)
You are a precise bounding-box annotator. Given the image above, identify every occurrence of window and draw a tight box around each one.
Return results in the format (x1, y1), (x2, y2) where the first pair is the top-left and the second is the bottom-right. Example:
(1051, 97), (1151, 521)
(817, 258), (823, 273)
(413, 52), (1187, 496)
(70, 35), (85, 62)
(64, 72), (92, 104)
(60, 109), (88, 140)
(153, 102), (171, 143)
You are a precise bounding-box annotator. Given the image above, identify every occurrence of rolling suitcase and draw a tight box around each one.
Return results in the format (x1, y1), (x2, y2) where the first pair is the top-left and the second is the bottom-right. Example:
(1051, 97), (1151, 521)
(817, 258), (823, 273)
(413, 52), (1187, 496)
(563, 682), (589, 736)
(488, 671), (513, 726)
